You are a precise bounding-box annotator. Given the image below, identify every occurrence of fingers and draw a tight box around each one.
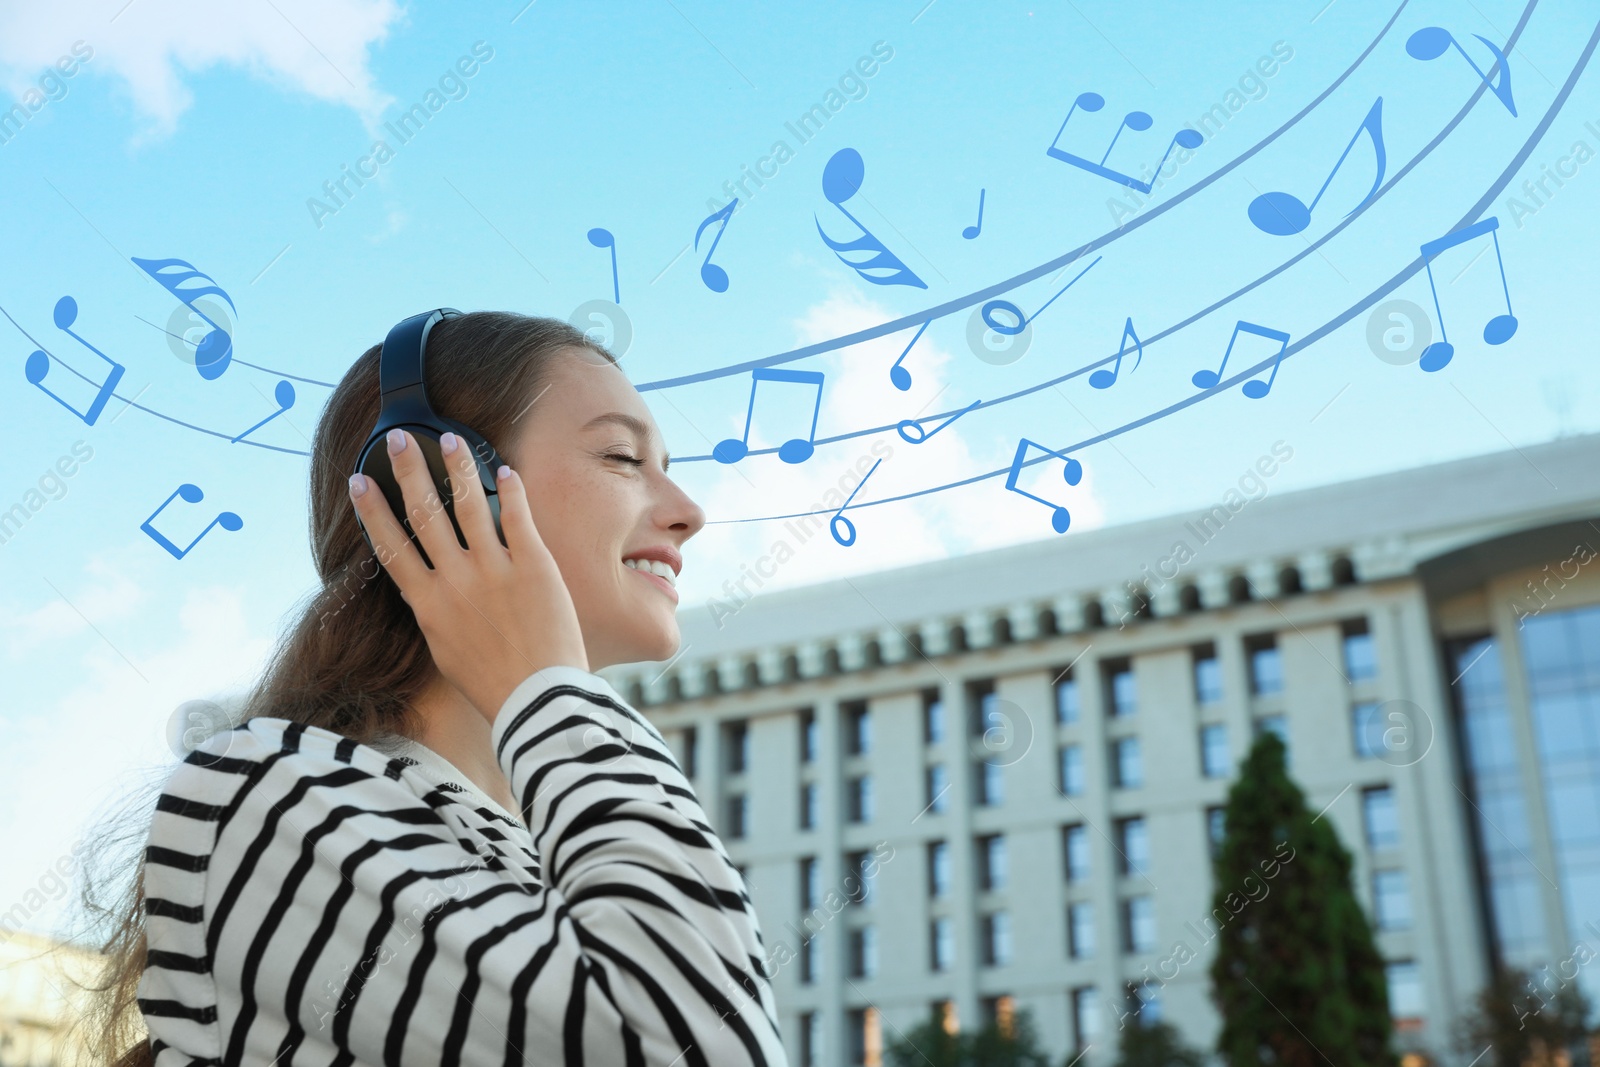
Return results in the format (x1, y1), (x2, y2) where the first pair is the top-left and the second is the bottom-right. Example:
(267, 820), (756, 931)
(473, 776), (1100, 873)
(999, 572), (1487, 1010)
(386, 428), (462, 568)
(440, 431), (499, 553)
(348, 464), (429, 595)
(492, 462), (547, 562)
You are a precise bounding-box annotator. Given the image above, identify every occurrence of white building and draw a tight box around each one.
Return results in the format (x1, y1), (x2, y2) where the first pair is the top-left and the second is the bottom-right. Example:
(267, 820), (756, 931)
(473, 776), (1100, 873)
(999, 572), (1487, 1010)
(602, 433), (1600, 1067)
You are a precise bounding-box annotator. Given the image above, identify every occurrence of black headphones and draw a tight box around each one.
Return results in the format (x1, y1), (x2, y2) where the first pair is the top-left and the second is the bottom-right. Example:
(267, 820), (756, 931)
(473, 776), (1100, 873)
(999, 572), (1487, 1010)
(352, 308), (509, 568)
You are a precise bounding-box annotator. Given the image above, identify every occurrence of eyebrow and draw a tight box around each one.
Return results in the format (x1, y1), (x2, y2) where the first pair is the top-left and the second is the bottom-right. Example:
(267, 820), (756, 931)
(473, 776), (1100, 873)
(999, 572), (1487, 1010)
(582, 411), (671, 470)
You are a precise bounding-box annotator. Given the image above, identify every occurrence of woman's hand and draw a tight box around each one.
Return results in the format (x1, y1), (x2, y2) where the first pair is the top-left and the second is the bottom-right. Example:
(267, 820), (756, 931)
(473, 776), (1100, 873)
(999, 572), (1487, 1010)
(349, 427), (589, 725)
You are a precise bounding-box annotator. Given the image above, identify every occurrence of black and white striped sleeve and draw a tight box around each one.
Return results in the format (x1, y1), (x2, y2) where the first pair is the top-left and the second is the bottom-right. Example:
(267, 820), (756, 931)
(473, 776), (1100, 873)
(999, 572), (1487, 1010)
(138, 665), (787, 1067)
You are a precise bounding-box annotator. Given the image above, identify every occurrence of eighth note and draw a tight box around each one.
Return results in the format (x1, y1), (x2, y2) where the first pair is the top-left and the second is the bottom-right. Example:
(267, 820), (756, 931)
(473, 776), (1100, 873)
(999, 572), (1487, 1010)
(587, 227), (620, 304)
(1418, 216), (1518, 373)
(1407, 27), (1515, 117)
(695, 199), (738, 293)
(232, 380), (296, 443)
(1248, 97), (1385, 236)
(24, 296), (126, 426)
(1005, 438), (1082, 534)
(829, 457), (883, 547)
(713, 368), (825, 465)
(1089, 318), (1143, 390)
(1192, 320), (1290, 399)
(889, 320), (930, 391)
(141, 483), (243, 560)
(963, 189), (986, 239)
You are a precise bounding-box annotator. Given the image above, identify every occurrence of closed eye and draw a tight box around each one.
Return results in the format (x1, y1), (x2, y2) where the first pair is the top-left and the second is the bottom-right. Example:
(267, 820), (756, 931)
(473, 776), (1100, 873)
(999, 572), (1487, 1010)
(602, 450), (645, 467)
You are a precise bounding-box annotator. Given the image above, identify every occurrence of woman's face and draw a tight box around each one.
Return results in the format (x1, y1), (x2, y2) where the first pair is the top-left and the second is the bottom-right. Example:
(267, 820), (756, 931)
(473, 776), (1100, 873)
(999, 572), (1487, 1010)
(502, 348), (705, 670)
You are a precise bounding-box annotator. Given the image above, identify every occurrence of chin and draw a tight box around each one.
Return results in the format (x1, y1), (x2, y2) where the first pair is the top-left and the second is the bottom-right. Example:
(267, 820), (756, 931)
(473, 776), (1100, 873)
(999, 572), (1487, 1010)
(600, 616), (680, 669)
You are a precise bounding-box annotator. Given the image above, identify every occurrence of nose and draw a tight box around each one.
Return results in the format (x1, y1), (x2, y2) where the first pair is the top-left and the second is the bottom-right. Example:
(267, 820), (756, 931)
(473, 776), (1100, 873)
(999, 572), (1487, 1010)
(656, 471), (706, 539)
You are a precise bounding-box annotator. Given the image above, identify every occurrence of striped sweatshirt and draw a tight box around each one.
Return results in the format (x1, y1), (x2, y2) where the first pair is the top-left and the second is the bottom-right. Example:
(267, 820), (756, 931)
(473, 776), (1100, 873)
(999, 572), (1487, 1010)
(136, 665), (788, 1066)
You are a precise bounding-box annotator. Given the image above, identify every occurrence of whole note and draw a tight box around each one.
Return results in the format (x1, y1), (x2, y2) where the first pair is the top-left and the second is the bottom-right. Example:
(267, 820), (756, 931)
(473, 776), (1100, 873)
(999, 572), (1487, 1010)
(587, 227), (620, 304)
(1089, 318), (1143, 390)
(695, 199), (738, 293)
(963, 189), (986, 240)
(1247, 97), (1385, 236)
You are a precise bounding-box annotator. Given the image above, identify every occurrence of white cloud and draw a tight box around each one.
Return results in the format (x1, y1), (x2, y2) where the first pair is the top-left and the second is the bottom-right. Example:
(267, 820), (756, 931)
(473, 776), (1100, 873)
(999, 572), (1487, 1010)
(675, 285), (1105, 605)
(0, 0), (404, 143)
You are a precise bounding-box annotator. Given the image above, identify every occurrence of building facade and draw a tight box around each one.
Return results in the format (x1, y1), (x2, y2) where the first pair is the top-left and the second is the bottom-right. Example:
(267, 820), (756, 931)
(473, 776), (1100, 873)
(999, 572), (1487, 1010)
(600, 434), (1600, 1067)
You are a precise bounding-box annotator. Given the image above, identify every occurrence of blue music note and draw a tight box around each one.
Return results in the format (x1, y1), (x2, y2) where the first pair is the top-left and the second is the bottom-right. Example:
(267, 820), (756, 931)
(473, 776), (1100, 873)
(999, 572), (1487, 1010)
(1006, 438), (1082, 534)
(141, 484), (243, 560)
(695, 200), (737, 293)
(587, 227), (620, 304)
(714, 368), (825, 464)
(232, 380), (296, 443)
(1192, 321), (1290, 399)
(830, 457), (883, 547)
(815, 148), (928, 289)
(132, 257), (236, 380)
(1407, 27), (1515, 116)
(963, 189), (986, 239)
(1046, 92), (1204, 194)
(1418, 216), (1518, 373)
(897, 398), (981, 445)
(1248, 98), (1385, 236)
(24, 296), (126, 426)
(889, 320), (930, 391)
(1090, 318), (1144, 390)
(982, 256), (1102, 336)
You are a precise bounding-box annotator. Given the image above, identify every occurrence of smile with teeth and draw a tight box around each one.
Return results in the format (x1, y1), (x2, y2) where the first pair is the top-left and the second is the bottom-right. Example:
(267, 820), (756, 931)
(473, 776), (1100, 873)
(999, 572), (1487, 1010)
(623, 558), (677, 589)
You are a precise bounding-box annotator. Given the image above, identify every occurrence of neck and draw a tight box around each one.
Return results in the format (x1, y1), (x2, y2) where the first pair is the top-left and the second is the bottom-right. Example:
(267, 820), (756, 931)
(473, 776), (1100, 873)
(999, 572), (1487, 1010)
(410, 674), (521, 817)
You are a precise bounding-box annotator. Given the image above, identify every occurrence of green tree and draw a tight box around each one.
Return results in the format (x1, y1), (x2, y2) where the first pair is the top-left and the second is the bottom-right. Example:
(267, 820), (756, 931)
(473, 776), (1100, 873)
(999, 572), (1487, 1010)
(1208, 732), (1398, 1067)
(1112, 1021), (1207, 1067)
(884, 1006), (1050, 1067)
(1452, 965), (1594, 1067)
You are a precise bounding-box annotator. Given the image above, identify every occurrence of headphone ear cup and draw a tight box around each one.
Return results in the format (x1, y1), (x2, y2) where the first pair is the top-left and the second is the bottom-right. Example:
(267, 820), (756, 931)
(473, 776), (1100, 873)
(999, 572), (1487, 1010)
(437, 419), (508, 549)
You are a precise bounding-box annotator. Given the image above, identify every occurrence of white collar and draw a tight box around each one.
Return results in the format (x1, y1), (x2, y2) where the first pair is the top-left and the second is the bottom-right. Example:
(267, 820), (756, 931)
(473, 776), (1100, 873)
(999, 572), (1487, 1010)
(377, 734), (526, 830)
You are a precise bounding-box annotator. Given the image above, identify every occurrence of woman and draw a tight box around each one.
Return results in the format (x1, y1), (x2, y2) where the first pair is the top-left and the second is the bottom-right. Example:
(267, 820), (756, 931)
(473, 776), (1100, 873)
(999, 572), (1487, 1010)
(80, 312), (788, 1065)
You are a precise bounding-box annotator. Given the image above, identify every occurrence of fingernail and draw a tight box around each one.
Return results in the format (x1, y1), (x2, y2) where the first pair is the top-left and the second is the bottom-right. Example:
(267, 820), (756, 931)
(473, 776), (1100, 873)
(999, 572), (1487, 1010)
(496, 465), (511, 481)
(348, 473), (367, 497)
(440, 431), (458, 455)
(387, 428), (406, 455)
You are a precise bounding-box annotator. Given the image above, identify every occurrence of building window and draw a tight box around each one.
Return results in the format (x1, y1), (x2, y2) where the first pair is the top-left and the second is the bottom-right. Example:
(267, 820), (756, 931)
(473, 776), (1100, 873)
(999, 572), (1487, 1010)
(680, 725), (698, 778)
(978, 833), (1008, 892)
(1362, 786), (1399, 850)
(1386, 960), (1424, 1021)
(1373, 869), (1412, 930)
(930, 917), (955, 972)
(1117, 816), (1150, 877)
(848, 925), (878, 979)
(1112, 737), (1143, 788)
(1200, 724), (1231, 778)
(933, 999), (959, 1035)
(799, 782), (819, 830)
(925, 763), (950, 814)
(725, 793), (748, 838)
(1059, 744), (1085, 795)
(981, 911), (1013, 966)
(1246, 635), (1284, 695)
(1068, 902), (1094, 958)
(968, 679), (998, 736)
(846, 849), (878, 906)
(1193, 646), (1223, 705)
(977, 760), (1005, 806)
(1206, 806), (1227, 859)
(848, 775), (874, 823)
(1105, 660), (1136, 717)
(1351, 701), (1385, 758)
(800, 709), (817, 763)
(1072, 986), (1102, 1049)
(1125, 980), (1162, 1026)
(923, 689), (945, 744)
(1063, 824), (1091, 882)
(1122, 896), (1157, 953)
(981, 994), (1016, 1037)
(799, 1010), (820, 1067)
(800, 856), (821, 910)
(847, 1006), (881, 1067)
(845, 701), (871, 756)
(1056, 673), (1080, 725)
(1256, 714), (1289, 754)
(725, 720), (750, 774)
(928, 840), (951, 898)
(1343, 619), (1377, 682)
(800, 935), (820, 984)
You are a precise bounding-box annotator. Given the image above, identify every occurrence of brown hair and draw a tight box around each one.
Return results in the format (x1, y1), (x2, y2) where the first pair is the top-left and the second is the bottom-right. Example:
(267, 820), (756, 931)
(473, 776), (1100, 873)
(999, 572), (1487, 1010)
(67, 311), (614, 1066)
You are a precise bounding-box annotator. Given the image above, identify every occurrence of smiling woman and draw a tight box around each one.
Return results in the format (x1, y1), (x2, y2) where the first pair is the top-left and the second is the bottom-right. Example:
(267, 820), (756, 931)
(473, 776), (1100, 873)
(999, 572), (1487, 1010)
(74, 311), (787, 1066)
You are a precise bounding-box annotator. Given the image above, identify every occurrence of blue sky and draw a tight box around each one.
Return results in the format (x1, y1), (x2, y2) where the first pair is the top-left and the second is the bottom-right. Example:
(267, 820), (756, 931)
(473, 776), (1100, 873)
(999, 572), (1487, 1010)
(3, 0), (1598, 941)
